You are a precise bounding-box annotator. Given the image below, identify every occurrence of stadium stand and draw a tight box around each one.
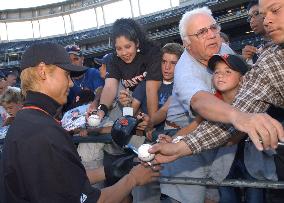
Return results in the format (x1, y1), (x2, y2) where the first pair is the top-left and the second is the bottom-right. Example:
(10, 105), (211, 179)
(0, 0), (254, 69)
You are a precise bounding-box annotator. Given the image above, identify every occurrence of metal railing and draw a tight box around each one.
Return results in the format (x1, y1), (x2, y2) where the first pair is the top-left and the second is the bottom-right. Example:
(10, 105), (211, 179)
(1, 130), (284, 190)
(160, 177), (284, 189)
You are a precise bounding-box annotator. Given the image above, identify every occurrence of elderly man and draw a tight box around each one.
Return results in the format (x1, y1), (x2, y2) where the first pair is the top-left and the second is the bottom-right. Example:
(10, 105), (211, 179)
(2, 43), (160, 203)
(151, 0), (284, 160)
(159, 7), (234, 203)
(150, 0), (284, 201)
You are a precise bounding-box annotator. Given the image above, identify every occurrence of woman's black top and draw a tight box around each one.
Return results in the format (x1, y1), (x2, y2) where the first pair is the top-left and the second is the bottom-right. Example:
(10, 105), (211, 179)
(108, 45), (162, 91)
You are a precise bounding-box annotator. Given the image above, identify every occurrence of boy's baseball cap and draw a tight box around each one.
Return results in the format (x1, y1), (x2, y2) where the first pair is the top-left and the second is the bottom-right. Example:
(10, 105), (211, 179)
(21, 43), (87, 72)
(208, 54), (249, 75)
(94, 53), (113, 65)
(0, 71), (6, 80)
(65, 44), (82, 56)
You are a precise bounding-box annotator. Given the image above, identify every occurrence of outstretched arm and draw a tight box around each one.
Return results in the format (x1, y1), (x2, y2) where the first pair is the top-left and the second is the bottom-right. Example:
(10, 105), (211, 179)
(95, 78), (119, 118)
(150, 96), (171, 126)
(150, 53), (284, 163)
(146, 80), (161, 118)
(98, 164), (160, 203)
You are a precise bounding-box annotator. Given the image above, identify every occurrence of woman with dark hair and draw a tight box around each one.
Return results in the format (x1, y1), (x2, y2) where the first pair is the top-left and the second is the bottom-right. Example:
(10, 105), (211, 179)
(92, 18), (162, 203)
(96, 18), (162, 120)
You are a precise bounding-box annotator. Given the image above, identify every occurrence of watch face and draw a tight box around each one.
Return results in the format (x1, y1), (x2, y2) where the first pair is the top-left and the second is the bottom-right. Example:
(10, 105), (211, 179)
(98, 105), (103, 111)
(97, 104), (108, 116)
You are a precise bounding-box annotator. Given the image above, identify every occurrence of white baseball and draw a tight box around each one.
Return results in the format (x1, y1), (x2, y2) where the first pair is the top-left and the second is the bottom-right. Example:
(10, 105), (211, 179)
(138, 144), (155, 162)
(87, 115), (101, 127)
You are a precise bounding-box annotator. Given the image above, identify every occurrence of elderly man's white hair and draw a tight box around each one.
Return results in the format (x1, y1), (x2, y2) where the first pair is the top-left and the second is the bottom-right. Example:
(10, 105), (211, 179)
(179, 6), (213, 43)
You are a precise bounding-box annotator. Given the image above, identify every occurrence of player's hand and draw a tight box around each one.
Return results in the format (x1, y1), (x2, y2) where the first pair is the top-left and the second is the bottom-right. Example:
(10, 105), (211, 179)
(87, 101), (97, 115)
(128, 164), (161, 186)
(79, 129), (88, 137)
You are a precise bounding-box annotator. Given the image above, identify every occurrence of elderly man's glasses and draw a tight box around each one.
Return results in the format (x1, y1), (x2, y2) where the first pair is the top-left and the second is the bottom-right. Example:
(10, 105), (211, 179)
(187, 23), (221, 39)
(247, 11), (262, 22)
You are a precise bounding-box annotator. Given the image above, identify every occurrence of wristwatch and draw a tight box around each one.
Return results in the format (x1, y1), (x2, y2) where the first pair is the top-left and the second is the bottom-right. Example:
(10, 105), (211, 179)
(98, 104), (108, 116)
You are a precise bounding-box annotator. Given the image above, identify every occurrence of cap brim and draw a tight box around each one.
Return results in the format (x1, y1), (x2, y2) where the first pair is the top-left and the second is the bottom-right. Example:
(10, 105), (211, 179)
(57, 63), (88, 72)
(208, 55), (225, 72)
(93, 58), (103, 65)
(67, 51), (81, 56)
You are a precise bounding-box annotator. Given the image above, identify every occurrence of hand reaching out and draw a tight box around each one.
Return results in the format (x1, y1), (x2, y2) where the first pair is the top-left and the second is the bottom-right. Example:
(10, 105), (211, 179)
(128, 163), (161, 186)
(242, 45), (257, 60)
(119, 88), (133, 107)
(136, 113), (153, 131)
(149, 141), (192, 164)
(79, 129), (88, 137)
(230, 111), (284, 151)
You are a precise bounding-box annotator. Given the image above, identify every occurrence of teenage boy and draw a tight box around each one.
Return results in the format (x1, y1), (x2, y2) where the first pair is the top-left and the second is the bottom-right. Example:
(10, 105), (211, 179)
(119, 43), (184, 132)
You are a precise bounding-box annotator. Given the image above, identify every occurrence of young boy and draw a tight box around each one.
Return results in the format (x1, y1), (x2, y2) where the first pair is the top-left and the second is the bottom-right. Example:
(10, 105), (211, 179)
(175, 54), (249, 136)
(209, 54), (265, 203)
(165, 54), (263, 203)
(0, 86), (23, 126)
(0, 86), (23, 157)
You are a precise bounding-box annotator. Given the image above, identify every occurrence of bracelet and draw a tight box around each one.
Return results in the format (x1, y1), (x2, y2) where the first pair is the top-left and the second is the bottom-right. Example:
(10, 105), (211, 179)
(98, 104), (108, 116)
(172, 136), (185, 143)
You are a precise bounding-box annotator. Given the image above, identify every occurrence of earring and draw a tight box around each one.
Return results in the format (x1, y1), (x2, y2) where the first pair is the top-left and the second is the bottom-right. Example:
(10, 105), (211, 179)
(137, 48), (140, 53)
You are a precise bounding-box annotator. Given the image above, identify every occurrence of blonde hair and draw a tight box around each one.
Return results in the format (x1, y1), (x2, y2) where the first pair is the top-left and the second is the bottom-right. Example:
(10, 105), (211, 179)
(0, 86), (24, 105)
(20, 64), (56, 97)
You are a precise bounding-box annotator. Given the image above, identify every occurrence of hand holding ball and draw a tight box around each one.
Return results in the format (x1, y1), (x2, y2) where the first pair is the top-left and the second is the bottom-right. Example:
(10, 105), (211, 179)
(87, 115), (101, 127)
(138, 144), (155, 162)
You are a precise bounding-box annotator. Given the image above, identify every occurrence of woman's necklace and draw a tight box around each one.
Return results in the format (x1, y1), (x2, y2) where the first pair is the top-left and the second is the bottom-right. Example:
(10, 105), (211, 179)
(73, 74), (86, 90)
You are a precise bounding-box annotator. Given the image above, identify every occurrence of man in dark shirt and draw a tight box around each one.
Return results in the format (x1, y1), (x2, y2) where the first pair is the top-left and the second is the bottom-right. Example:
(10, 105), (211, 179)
(2, 42), (160, 203)
(64, 45), (104, 112)
(242, 0), (271, 65)
(242, 0), (284, 124)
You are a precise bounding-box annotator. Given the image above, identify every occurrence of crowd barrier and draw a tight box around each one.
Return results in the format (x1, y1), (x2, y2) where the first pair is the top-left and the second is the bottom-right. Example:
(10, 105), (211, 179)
(160, 177), (284, 189)
(73, 131), (284, 189)
(1, 130), (284, 190)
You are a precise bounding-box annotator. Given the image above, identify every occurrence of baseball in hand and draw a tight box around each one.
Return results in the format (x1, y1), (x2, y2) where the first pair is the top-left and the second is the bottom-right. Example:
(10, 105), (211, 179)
(87, 115), (101, 127)
(138, 144), (155, 162)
